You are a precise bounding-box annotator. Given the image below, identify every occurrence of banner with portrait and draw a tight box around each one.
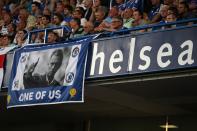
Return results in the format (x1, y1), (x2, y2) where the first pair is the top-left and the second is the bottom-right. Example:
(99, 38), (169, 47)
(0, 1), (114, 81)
(7, 38), (91, 108)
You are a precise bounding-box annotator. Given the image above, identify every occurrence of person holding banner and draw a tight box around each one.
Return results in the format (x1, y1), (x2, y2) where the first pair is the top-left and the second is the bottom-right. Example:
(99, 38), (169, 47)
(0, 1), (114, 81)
(23, 49), (63, 88)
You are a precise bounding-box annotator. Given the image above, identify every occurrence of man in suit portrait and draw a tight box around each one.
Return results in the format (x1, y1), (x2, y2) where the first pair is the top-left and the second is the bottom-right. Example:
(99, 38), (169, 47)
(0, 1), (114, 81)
(23, 49), (63, 88)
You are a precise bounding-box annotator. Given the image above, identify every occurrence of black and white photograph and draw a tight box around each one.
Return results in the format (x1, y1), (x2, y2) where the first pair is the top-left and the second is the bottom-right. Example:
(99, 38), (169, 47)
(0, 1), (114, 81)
(15, 47), (71, 90)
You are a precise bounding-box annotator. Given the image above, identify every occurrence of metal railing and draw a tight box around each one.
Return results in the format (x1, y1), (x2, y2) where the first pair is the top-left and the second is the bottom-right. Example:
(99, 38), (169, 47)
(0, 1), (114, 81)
(26, 18), (197, 45)
(99, 18), (197, 38)
(28, 26), (71, 44)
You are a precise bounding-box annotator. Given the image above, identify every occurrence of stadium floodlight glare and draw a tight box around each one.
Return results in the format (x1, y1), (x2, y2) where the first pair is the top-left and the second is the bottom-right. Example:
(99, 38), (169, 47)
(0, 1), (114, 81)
(160, 117), (178, 131)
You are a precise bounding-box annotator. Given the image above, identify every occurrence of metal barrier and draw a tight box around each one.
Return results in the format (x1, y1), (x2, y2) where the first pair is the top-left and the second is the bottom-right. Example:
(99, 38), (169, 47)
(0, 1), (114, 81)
(28, 26), (71, 44)
(99, 18), (197, 38)
(26, 18), (197, 45)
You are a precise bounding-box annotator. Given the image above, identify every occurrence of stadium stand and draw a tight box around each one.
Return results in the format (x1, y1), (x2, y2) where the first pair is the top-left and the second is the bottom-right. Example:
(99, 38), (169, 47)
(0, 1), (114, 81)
(0, 0), (196, 47)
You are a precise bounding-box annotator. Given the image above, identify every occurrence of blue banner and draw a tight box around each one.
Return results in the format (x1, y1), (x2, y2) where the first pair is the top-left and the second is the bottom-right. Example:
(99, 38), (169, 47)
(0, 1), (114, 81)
(86, 26), (197, 78)
(7, 38), (91, 108)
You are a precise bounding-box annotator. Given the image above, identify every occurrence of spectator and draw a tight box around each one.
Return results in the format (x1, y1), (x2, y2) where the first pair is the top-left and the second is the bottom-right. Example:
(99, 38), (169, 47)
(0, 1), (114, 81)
(41, 15), (52, 28)
(55, 1), (65, 15)
(159, 5), (170, 22)
(168, 5), (179, 16)
(47, 31), (59, 43)
(69, 18), (84, 38)
(94, 6), (119, 32)
(62, 5), (73, 25)
(18, 8), (29, 23)
(122, 8), (134, 28)
(2, 12), (12, 27)
(11, 0), (31, 15)
(0, 34), (12, 47)
(18, 8), (37, 31)
(164, 12), (177, 29)
(84, 0), (93, 21)
(103, 6), (119, 28)
(16, 20), (26, 31)
(27, 16), (37, 30)
(149, 0), (162, 21)
(46, 0), (57, 12)
(166, 12), (177, 22)
(114, 0), (125, 11)
(104, 16), (124, 32)
(43, 6), (51, 16)
(151, 4), (169, 23)
(83, 21), (94, 35)
(70, 0), (77, 9)
(31, 1), (41, 17)
(33, 32), (45, 43)
(51, 13), (65, 37)
(89, 0), (105, 22)
(76, 0), (85, 8)
(53, 13), (64, 26)
(123, 0), (142, 11)
(14, 29), (28, 46)
(152, 5), (177, 30)
(0, 12), (12, 35)
(132, 10), (148, 27)
(188, 0), (197, 14)
(178, 1), (196, 20)
(35, 14), (43, 29)
(7, 22), (16, 43)
(72, 8), (87, 26)
(163, 0), (174, 6)
(92, 0), (103, 11)
(94, 9), (106, 29)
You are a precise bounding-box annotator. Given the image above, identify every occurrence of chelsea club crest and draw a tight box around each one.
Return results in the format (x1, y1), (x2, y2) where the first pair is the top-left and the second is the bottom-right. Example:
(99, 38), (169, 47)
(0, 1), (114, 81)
(72, 47), (80, 57)
(65, 72), (75, 83)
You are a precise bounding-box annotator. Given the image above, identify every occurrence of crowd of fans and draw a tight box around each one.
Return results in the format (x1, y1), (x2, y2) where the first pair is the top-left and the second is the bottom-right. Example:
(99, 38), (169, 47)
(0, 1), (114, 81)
(0, 0), (196, 47)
